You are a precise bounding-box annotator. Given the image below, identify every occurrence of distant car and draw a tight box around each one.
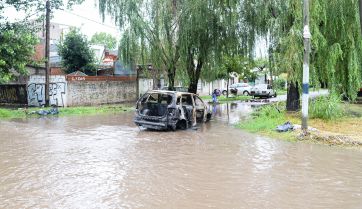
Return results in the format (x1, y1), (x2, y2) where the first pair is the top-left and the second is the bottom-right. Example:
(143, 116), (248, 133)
(134, 90), (212, 131)
(222, 83), (252, 96)
(162, 86), (188, 92)
(250, 84), (277, 98)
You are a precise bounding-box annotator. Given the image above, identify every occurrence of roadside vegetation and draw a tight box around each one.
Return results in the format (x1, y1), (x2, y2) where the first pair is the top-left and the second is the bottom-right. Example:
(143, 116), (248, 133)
(237, 95), (362, 146)
(0, 105), (133, 119)
(200, 95), (252, 103)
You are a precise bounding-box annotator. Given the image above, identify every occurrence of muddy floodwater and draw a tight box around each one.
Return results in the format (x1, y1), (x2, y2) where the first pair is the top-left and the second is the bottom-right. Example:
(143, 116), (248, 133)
(1, 103), (362, 209)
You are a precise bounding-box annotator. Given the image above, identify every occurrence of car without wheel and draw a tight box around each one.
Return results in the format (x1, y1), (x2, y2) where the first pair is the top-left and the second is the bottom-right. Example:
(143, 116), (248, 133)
(134, 90), (212, 131)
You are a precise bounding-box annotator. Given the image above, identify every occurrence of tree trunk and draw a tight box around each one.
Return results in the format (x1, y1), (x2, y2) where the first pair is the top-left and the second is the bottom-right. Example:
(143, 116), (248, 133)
(167, 66), (176, 91)
(186, 49), (203, 94)
(188, 61), (202, 93)
(286, 81), (300, 111)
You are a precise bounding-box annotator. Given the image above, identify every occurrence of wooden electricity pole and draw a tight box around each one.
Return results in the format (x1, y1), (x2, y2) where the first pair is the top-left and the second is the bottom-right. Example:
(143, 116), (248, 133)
(302, 0), (311, 133)
(45, 0), (50, 106)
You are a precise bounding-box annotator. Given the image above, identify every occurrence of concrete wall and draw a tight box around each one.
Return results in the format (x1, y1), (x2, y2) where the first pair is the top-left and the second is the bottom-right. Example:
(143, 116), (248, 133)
(139, 78), (153, 97)
(27, 75), (137, 107)
(0, 84), (27, 105)
(27, 75), (67, 107)
(67, 80), (136, 106)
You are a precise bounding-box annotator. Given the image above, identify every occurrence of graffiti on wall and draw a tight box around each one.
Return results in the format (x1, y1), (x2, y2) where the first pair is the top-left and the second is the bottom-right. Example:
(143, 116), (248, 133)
(27, 76), (67, 107)
(0, 85), (27, 104)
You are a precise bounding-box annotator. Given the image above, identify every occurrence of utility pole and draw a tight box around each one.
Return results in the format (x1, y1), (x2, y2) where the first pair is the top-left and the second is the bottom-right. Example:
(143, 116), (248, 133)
(45, 0), (50, 106)
(302, 0), (311, 133)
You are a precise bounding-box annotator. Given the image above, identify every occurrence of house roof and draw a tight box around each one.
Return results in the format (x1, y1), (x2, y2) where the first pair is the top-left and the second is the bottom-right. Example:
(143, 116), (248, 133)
(67, 71), (88, 76)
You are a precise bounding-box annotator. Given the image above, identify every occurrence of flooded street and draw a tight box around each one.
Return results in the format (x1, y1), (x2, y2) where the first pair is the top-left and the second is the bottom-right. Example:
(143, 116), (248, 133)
(1, 104), (362, 209)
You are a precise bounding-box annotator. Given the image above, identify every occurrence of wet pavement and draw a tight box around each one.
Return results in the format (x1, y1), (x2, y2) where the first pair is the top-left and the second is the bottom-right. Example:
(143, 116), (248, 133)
(0, 102), (362, 209)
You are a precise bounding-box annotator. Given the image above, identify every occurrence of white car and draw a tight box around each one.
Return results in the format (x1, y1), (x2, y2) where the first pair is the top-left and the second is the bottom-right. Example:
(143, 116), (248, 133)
(223, 83), (251, 96)
(250, 84), (277, 98)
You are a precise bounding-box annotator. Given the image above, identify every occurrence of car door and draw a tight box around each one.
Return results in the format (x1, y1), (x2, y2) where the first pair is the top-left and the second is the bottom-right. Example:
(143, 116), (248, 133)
(194, 95), (206, 122)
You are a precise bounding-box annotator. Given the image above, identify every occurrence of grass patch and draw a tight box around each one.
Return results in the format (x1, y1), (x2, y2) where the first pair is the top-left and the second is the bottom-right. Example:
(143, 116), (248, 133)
(0, 104), (134, 119)
(236, 102), (296, 141)
(201, 95), (252, 103)
(276, 89), (287, 95)
(309, 94), (343, 120)
(237, 100), (361, 142)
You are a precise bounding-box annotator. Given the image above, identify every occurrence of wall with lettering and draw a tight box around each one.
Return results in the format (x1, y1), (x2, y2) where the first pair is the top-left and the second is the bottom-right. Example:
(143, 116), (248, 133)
(27, 75), (67, 107)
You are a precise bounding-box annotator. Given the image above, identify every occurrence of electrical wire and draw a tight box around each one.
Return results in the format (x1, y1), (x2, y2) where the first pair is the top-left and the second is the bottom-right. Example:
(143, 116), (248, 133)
(59, 9), (118, 30)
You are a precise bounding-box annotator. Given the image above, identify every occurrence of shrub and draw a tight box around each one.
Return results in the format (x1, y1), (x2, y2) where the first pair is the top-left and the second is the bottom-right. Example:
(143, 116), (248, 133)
(309, 95), (344, 120)
(274, 78), (286, 90)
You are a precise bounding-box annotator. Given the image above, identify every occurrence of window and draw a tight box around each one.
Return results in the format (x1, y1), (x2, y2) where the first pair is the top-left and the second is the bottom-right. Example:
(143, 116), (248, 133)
(181, 94), (193, 106)
(194, 96), (204, 107)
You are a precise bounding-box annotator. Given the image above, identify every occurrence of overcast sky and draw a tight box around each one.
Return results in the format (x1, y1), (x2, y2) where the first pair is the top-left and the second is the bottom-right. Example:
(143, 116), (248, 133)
(4, 0), (267, 58)
(4, 0), (120, 39)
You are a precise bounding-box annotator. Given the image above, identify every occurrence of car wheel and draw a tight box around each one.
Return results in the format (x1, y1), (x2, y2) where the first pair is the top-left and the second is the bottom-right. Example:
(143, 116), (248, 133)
(243, 91), (249, 96)
(274, 93), (277, 98)
(222, 90), (227, 95)
(176, 120), (187, 130)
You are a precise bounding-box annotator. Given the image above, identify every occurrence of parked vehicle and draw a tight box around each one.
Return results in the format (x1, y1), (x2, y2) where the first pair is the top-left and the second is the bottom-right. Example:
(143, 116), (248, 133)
(134, 90), (212, 130)
(222, 83), (251, 96)
(250, 84), (277, 98)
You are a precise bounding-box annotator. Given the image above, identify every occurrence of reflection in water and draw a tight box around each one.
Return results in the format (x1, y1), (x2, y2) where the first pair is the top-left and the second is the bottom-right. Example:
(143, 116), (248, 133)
(209, 102), (256, 124)
(0, 110), (362, 209)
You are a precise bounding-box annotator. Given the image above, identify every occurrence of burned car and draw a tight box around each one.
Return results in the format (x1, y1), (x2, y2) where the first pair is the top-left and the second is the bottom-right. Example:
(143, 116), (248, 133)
(134, 90), (211, 130)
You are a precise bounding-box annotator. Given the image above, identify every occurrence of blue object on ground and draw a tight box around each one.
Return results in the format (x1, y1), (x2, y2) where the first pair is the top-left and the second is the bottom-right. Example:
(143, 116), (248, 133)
(36, 107), (59, 116)
(276, 121), (294, 132)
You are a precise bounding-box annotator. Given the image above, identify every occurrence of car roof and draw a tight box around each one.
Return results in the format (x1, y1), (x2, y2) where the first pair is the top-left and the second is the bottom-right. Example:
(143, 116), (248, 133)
(147, 90), (195, 96)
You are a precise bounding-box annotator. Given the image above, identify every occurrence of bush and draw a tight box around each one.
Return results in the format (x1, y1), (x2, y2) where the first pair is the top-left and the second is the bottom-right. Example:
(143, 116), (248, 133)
(240, 103), (286, 132)
(309, 95), (344, 120)
(274, 78), (286, 90)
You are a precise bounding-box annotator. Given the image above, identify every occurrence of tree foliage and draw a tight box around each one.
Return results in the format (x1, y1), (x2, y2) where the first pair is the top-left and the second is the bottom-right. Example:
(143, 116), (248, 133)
(0, 0), (85, 83)
(244, 0), (362, 101)
(0, 23), (38, 84)
(99, 0), (181, 90)
(58, 28), (95, 74)
(90, 32), (117, 49)
(98, 0), (249, 92)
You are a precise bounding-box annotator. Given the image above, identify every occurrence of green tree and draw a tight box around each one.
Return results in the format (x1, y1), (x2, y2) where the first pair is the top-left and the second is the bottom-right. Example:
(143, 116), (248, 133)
(0, 0), (85, 83)
(244, 0), (362, 110)
(216, 55), (253, 98)
(99, 0), (181, 90)
(98, 0), (245, 93)
(0, 23), (38, 84)
(58, 28), (95, 74)
(90, 32), (117, 49)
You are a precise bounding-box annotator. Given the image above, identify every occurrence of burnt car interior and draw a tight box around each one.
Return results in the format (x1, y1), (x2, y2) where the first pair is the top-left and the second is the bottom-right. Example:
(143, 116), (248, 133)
(194, 96), (205, 122)
(139, 93), (173, 117)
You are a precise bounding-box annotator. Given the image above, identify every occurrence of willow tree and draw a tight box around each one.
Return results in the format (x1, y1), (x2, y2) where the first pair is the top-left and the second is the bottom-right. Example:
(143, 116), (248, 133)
(245, 0), (362, 111)
(178, 0), (244, 93)
(98, 0), (181, 90)
(99, 0), (247, 93)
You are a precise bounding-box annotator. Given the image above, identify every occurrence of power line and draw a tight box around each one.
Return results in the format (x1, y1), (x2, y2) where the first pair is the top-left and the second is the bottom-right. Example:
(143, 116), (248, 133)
(60, 9), (119, 30)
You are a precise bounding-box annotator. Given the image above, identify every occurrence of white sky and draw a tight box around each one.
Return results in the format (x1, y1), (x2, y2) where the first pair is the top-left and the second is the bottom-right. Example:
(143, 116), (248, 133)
(3, 0), (267, 58)
(3, 0), (120, 40)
